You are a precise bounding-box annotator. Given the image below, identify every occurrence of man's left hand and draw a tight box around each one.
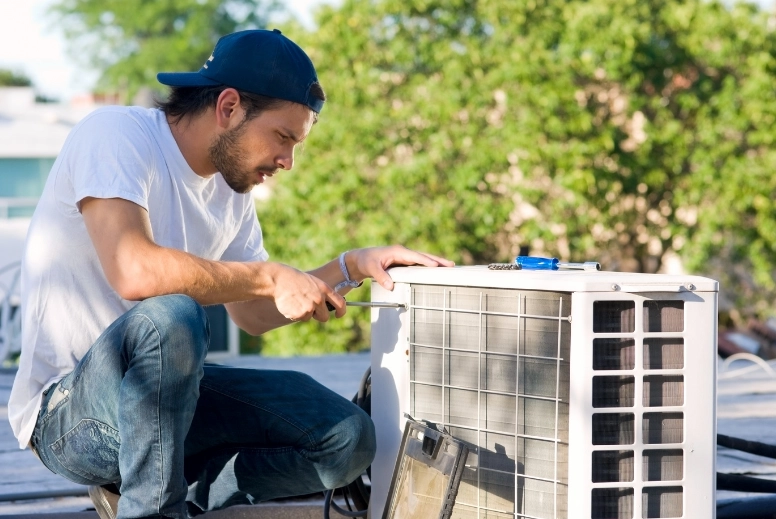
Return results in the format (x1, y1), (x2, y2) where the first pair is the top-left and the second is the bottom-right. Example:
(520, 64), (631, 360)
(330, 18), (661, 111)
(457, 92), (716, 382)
(346, 246), (455, 291)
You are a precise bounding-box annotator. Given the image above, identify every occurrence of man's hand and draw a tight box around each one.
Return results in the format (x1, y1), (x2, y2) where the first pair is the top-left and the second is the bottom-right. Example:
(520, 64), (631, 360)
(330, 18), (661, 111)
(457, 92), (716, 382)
(269, 263), (345, 322)
(346, 246), (455, 291)
(230, 246), (452, 335)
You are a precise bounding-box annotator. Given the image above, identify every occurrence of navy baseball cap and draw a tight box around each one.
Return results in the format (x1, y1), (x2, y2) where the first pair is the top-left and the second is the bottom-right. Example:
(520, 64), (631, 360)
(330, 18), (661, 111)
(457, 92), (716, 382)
(157, 29), (324, 113)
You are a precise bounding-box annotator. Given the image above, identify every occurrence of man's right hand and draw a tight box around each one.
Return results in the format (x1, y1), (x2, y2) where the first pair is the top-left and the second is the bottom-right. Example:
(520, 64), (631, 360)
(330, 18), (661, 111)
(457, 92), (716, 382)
(268, 263), (345, 323)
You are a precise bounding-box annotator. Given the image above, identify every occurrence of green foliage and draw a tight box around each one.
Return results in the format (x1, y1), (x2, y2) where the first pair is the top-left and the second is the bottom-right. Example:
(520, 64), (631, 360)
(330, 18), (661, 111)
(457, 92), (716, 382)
(257, 0), (776, 354)
(49, 0), (281, 100)
(0, 69), (32, 87)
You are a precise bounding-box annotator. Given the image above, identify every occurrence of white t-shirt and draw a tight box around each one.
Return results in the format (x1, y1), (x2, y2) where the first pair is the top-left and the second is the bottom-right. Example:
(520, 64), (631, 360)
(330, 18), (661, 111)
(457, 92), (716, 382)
(8, 106), (269, 448)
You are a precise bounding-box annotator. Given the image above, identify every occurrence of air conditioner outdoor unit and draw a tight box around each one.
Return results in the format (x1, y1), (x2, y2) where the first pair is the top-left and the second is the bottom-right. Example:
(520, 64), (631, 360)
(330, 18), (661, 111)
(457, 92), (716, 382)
(369, 266), (718, 519)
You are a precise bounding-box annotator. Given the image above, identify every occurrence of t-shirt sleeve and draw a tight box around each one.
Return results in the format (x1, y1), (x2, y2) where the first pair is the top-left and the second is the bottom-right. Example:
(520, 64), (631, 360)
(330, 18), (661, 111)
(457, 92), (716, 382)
(220, 198), (269, 263)
(63, 109), (156, 212)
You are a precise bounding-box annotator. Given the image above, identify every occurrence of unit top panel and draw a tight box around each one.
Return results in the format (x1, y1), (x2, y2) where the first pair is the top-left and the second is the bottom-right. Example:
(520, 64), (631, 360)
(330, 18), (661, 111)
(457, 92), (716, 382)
(387, 266), (718, 293)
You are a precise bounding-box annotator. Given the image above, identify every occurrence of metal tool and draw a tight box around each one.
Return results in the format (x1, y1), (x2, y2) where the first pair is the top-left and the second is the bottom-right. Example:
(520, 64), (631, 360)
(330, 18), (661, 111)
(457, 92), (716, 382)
(346, 301), (406, 308)
(488, 263), (521, 270)
(327, 301), (407, 311)
(515, 256), (601, 271)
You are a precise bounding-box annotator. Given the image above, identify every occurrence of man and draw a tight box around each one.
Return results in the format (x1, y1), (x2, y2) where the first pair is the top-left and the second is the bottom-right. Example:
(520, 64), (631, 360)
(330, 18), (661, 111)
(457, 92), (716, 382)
(8, 29), (452, 519)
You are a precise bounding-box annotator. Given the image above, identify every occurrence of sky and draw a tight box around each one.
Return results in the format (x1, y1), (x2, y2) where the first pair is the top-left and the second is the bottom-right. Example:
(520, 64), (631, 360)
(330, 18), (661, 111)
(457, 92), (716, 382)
(0, 0), (329, 102)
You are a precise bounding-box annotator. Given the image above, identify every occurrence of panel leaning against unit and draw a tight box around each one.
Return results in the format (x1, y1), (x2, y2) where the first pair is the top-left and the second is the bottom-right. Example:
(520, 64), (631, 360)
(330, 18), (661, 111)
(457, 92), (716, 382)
(382, 418), (469, 519)
(369, 266), (718, 519)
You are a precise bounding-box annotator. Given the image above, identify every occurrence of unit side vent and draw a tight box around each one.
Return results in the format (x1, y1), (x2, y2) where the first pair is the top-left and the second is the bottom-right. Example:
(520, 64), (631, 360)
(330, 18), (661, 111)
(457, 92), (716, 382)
(409, 285), (571, 519)
(591, 298), (685, 519)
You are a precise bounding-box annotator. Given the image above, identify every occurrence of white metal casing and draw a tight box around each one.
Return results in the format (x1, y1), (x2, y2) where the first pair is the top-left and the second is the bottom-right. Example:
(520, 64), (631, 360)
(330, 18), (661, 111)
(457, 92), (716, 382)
(370, 266), (717, 519)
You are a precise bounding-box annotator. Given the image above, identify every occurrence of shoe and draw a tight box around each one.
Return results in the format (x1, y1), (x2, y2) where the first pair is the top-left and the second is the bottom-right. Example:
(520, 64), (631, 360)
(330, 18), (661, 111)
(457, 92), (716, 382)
(88, 484), (120, 519)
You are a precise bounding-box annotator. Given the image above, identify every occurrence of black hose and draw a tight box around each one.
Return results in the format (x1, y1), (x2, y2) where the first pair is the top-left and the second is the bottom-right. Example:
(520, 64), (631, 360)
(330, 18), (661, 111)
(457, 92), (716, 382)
(718, 434), (776, 460)
(323, 489), (367, 518)
(717, 495), (776, 519)
(717, 472), (776, 493)
(347, 476), (370, 511)
(356, 367), (370, 409)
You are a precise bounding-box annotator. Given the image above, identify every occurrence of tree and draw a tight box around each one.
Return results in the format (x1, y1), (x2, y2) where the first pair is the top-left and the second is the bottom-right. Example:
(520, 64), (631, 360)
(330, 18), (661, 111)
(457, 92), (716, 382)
(256, 0), (776, 354)
(0, 69), (32, 87)
(50, 0), (281, 100)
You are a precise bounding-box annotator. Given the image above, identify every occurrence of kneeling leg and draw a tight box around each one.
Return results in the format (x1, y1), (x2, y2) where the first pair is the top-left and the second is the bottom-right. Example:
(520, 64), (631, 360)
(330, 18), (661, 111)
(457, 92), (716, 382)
(183, 366), (375, 513)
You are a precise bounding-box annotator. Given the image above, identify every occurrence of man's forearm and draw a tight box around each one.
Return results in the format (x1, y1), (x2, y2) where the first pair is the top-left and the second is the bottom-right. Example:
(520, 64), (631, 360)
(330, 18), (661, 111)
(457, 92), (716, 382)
(81, 196), (280, 305)
(118, 243), (279, 305)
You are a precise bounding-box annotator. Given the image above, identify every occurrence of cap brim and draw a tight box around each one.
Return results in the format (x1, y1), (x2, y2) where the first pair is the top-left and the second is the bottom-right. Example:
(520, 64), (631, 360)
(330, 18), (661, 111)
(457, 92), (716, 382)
(157, 72), (222, 87)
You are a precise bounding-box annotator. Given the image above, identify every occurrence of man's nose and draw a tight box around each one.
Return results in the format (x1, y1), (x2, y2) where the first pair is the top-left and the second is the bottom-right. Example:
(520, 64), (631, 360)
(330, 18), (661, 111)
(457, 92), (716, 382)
(276, 148), (295, 170)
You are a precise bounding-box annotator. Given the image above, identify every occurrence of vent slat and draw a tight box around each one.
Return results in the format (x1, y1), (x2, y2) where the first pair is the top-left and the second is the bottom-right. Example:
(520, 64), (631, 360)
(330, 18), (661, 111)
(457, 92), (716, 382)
(643, 301), (684, 333)
(643, 450), (684, 482)
(642, 486), (683, 518)
(593, 301), (635, 333)
(643, 413), (684, 444)
(591, 488), (634, 518)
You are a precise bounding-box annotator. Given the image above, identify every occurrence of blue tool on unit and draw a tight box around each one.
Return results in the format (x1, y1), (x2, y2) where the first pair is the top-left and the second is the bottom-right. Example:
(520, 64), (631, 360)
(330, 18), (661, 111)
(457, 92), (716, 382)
(515, 256), (601, 271)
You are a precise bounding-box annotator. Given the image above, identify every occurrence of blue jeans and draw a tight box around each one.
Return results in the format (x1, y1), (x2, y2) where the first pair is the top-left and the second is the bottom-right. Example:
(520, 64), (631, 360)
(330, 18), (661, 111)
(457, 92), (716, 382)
(29, 295), (375, 519)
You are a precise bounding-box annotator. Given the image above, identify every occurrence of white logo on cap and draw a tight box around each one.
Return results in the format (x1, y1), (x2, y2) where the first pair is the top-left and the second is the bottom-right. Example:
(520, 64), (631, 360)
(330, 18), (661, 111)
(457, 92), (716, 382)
(203, 54), (215, 69)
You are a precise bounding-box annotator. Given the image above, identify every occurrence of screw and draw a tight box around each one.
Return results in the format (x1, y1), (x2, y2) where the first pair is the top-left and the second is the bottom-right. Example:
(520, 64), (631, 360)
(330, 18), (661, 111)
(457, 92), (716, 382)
(611, 284), (620, 291)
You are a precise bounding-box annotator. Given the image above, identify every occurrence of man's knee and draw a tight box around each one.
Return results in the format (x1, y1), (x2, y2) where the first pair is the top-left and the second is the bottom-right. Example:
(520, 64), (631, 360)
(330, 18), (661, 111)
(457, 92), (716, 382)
(348, 408), (376, 474)
(132, 294), (209, 367)
(325, 407), (376, 489)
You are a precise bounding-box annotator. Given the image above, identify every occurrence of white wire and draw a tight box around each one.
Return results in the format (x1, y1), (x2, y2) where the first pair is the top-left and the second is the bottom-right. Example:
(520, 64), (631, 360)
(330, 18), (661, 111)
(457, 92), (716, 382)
(718, 353), (776, 380)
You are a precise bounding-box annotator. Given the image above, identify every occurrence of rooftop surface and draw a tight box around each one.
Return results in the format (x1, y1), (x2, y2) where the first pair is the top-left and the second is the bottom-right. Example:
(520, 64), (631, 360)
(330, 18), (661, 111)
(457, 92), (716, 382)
(1, 352), (775, 516)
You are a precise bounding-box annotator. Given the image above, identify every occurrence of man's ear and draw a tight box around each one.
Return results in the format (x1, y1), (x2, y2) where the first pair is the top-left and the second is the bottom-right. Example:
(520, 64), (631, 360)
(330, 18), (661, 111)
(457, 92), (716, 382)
(214, 88), (244, 130)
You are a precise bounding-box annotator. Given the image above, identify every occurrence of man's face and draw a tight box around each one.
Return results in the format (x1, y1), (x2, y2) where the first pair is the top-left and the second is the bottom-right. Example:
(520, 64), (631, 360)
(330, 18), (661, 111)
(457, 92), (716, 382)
(208, 101), (315, 194)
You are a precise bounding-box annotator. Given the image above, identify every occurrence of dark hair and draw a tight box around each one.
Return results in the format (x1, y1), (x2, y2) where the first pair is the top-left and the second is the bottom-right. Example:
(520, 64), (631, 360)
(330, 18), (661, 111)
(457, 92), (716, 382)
(157, 82), (326, 124)
(309, 82), (326, 104)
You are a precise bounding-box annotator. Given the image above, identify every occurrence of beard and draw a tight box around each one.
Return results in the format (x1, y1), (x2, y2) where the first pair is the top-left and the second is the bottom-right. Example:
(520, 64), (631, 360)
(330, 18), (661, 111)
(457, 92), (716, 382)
(208, 122), (276, 194)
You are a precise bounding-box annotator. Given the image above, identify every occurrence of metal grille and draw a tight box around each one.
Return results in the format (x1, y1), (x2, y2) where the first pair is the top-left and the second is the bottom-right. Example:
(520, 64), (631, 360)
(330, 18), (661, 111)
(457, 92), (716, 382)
(409, 285), (571, 519)
(591, 298), (685, 518)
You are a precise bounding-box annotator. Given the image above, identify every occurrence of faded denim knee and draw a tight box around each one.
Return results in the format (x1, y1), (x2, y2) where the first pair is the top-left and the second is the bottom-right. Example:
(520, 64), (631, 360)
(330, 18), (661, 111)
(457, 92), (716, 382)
(133, 294), (210, 373)
(324, 408), (376, 489)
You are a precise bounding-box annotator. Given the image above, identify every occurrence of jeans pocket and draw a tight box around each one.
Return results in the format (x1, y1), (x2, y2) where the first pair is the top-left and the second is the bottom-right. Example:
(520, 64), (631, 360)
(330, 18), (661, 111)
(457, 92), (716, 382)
(50, 419), (121, 484)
